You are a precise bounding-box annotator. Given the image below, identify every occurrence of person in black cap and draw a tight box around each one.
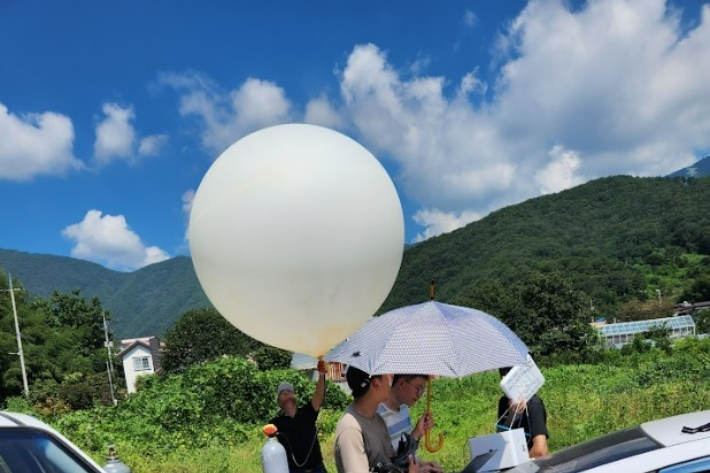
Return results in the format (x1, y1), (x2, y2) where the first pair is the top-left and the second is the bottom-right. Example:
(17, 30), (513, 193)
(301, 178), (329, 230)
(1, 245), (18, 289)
(270, 360), (328, 473)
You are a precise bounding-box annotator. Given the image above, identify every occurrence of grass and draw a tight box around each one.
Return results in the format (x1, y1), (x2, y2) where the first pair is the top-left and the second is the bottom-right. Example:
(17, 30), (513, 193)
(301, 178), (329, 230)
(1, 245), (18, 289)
(83, 358), (710, 472)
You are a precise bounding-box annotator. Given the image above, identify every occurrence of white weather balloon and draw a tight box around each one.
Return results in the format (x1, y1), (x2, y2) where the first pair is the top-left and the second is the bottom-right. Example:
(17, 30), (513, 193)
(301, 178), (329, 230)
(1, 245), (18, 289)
(189, 124), (404, 357)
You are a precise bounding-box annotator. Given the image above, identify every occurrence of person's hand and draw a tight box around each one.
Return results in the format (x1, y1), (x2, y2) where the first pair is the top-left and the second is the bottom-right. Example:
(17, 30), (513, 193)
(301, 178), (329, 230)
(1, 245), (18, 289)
(509, 398), (527, 414)
(412, 412), (433, 440)
(407, 455), (420, 473)
(529, 435), (549, 459)
(317, 359), (328, 374)
(422, 412), (434, 432)
(418, 460), (444, 473)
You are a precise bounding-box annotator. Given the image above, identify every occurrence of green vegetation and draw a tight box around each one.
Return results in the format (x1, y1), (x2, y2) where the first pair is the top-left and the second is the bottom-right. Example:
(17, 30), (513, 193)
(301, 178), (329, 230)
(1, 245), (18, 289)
(1, 175), (710, 471)
(161, 308), (264, 373)
(460, 271), (597, 359)
(2, 338), (707, 473)
(0, 279), (119, 404)
(0, 252), (211, 338)
(383, 176), (710, 318)
(3, 176), (710, 340)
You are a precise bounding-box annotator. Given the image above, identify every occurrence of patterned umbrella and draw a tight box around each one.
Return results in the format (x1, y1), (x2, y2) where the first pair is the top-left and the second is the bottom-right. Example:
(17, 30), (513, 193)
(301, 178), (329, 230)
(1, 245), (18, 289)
(324, 300), (529, 453)
(325, 300), (528, 377)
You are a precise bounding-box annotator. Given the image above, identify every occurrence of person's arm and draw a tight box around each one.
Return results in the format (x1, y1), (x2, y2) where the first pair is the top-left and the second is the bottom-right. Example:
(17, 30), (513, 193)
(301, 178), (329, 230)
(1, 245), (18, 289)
(529, 434), (548, 458)
(335, 426), (371, 473)
(311, 359), (327, 411)
(527, 397), (549, 458)
(411, 412), (433, 441)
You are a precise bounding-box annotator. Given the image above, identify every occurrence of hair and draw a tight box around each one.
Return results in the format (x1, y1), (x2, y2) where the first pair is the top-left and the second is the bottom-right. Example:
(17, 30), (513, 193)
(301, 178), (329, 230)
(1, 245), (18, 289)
(393, 374), (429, 384)
(346, 366), (386, 399)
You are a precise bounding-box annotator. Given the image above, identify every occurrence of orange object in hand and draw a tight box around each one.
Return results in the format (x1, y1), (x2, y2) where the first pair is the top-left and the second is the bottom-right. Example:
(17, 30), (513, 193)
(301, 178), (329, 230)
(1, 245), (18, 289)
(263, 424), (278, 438)
(317, 359), (328, 374)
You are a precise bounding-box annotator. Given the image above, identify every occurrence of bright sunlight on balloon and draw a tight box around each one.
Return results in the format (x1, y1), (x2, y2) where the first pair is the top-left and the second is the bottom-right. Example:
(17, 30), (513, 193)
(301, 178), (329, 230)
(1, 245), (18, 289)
(189, 124), (404, 357)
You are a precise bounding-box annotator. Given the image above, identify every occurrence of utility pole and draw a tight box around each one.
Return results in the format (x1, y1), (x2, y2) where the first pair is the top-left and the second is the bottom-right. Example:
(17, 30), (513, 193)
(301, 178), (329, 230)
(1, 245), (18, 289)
(5, 274), (29, 397)
(103, 312), (118, 406)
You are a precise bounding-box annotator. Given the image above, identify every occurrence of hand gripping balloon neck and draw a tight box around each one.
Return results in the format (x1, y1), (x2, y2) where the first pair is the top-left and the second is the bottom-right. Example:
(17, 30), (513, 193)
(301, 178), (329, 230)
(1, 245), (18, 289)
(424, 377), (444, 453)
(317, 357), (328, 374)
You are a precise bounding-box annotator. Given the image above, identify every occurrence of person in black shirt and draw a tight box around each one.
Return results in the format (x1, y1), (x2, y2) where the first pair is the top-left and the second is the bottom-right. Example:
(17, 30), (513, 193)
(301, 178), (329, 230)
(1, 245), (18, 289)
(270, 360), (328, 473)
(496, 367), (549, 459)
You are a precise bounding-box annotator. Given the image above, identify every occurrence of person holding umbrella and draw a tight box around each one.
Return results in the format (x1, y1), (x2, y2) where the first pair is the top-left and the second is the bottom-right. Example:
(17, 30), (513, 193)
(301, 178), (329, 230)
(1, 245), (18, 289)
(326, 299), (531, 465)
(270, 360), (328, 473)
(334, 366), (425, 473)
(378, 374), (443, 473)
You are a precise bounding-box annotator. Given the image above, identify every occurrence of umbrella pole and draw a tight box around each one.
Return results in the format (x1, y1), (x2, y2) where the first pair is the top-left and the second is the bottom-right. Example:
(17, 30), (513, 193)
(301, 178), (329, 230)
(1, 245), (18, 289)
(424, 377), (444, 453)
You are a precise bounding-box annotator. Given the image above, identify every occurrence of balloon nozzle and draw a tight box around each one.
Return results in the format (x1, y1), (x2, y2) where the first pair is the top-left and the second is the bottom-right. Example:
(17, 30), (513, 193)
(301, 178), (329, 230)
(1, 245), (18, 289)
(263, 424), (279, 438)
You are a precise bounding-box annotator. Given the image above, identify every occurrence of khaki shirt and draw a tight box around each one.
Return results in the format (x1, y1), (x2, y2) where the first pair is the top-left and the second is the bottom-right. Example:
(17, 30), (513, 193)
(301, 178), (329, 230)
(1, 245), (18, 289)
(335, 404), (394, 473)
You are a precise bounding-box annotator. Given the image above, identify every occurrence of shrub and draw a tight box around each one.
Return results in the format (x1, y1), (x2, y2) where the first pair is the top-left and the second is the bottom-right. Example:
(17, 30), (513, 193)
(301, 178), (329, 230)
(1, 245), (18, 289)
(253, 346), (292, 371)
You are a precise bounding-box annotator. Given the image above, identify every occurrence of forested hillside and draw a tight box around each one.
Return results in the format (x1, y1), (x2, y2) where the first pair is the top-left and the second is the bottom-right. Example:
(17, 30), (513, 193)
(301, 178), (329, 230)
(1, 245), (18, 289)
(0, 251), (211, 338)
(2, 175), (709, 339)
(381, 176), (710, 315)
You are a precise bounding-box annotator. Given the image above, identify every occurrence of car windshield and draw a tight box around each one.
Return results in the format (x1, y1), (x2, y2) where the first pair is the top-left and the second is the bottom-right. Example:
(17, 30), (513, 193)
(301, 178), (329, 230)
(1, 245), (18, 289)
(0, 427), (100, 473)
(504, 426), (662, 473)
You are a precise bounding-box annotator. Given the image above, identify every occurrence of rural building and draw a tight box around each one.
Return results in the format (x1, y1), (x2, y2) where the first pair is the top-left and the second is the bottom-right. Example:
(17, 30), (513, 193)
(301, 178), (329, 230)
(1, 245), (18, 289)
(596, 315), (696, 348)
(118, 336), (162, 394)
(290, 352), (346, 382)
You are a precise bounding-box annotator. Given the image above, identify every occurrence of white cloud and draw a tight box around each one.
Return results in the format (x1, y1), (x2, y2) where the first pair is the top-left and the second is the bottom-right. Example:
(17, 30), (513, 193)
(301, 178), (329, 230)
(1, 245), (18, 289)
(304, 96), (344, 129)
(162, 0), (710, 243)
(412, 208), (481, 242)
(182, 189), (195, 218)
(535, 145), (584, 195)
(339, 43), (517, 209)
(94, 103), (168, 164)
(491, 0), (710, 176)
(0, 102), (83, 180)
(332, 0), (710, 241)
(160, 71), (293, 153)
(464, 10), (479, 29)
(138, 134), (169, 156)
(459, 69), (487, 95)
(409, 54), (432, 76)
(62, 210), (169, 271)
(181, 189), (195, 242)
(94, 103), (136, 163)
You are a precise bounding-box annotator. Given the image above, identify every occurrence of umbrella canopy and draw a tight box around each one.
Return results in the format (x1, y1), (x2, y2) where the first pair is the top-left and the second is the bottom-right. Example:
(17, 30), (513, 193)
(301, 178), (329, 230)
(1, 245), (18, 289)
(325, 300), (529, 377)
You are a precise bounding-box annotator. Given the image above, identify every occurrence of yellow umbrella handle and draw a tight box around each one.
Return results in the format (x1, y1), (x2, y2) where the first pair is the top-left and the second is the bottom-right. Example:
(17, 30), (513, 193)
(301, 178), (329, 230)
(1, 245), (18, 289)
(424, 377), (444, 453)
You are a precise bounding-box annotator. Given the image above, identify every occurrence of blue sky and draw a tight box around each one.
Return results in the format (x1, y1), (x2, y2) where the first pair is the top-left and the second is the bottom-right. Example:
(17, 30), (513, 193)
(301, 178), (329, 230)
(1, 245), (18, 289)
(1, 0), (709, 271)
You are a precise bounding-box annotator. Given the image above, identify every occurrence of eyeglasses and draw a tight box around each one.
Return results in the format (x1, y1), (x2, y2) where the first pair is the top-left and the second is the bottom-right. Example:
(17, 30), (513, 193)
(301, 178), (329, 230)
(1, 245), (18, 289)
(403, 379), (426, 396)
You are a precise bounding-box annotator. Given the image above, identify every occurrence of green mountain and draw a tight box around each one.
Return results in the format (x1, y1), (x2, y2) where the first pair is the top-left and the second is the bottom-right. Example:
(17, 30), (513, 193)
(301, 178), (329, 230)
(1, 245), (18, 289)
(668, 155), (710, 178)
(2, 175), (709, 339)
(380, 175), (710, 314)
(0, 251), (211, 339)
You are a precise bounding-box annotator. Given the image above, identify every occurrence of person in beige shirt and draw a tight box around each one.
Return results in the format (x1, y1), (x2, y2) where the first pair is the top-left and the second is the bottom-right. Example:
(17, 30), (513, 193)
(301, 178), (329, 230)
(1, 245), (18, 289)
(334, 366), (433, 473)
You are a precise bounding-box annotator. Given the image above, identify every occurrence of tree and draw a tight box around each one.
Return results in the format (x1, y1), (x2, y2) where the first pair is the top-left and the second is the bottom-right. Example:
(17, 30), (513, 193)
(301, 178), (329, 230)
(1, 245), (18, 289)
(32, 289), (109, 356)
(677, 276), (710, 303)
(161, 307), (265, 372)
(500, 272), (594, 359)
(0, 277), (114, 405)
(459, 271), (596, 360)
(616, 298), (676, 322)
(696, 310), (710, 334)
(641, 324), (673, 354)
(253, 345), (292, 371)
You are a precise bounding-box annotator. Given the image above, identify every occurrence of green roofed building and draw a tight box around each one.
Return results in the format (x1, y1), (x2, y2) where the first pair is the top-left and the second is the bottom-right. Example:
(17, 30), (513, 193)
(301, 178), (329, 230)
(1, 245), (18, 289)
(597, 315), (696, 348)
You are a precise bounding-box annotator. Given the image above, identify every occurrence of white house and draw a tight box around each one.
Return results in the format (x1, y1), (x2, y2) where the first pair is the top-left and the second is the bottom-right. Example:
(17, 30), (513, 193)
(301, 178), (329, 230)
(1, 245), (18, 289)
(118, 336), (162, 394)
